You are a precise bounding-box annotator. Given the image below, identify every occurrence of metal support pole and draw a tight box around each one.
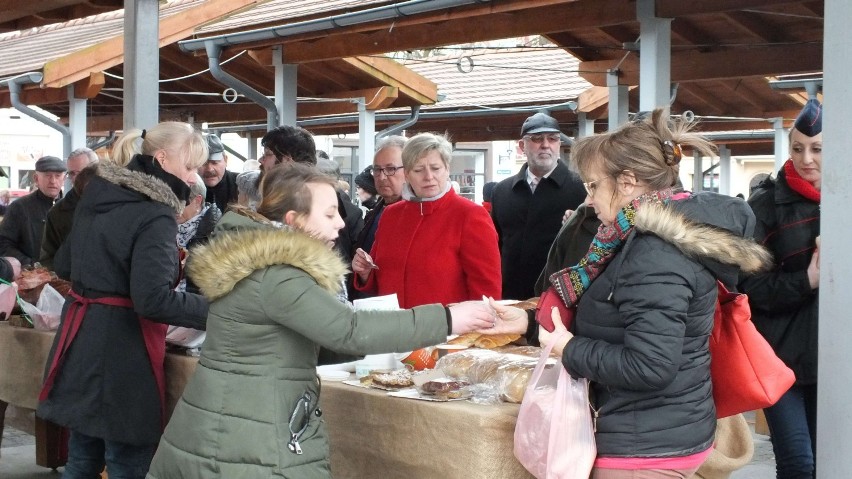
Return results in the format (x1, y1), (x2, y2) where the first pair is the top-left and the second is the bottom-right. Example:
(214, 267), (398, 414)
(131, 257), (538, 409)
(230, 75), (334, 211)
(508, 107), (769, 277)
(773, 118), (789, 172)
(123, 0), (160, 129)
(607, 69), (628, 130)
(358, 99), (376, 173)
(67, 85), (86, 154)
(818, 1), (852, 475)
(717, 145), (732, 196)
(246, 131), (256, 161)
(273, 46), (297, 127)
(637, 0), (672, 112)
(577, 112), (596, 138)
(692, 153), (703, 192)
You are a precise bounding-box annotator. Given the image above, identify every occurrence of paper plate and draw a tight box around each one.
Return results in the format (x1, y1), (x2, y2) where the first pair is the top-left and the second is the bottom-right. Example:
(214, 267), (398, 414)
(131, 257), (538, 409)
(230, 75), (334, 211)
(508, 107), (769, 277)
(317, 368), (350, 382)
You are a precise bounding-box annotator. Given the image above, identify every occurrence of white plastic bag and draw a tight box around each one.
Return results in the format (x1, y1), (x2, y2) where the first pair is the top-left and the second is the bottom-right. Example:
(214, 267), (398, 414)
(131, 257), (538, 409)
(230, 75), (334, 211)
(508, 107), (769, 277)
(514, 337), (596, 479)
(20, 284), (65, 330)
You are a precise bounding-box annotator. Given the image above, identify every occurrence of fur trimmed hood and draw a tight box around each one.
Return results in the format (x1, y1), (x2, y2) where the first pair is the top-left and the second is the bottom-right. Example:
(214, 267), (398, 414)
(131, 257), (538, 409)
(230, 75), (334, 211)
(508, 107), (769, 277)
(96, 162), (184, 214)
(635, 201), (773, 277)
(187, 222), (349, 301)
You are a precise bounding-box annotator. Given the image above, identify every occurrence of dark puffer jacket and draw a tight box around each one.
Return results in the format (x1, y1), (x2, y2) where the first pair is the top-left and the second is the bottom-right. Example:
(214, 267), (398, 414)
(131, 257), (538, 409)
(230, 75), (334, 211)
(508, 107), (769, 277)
(561, 193), (771, 458)
(740, 170), (819, 385)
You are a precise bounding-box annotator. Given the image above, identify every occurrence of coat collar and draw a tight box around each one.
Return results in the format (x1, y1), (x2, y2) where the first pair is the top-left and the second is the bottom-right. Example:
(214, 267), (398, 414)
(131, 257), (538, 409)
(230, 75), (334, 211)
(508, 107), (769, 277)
(96, 161), (184, 214)
(187, 214), (348, 301)
(509, 160), (573, 190)
(634, 201), (772, 276)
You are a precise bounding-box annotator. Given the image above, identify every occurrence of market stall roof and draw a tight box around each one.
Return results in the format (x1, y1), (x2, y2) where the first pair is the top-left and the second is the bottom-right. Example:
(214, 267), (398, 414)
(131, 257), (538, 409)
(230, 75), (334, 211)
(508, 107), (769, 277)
(0, 0), (438, 132)
(181, 0), (822, 147)
(0, 0), (123, 32)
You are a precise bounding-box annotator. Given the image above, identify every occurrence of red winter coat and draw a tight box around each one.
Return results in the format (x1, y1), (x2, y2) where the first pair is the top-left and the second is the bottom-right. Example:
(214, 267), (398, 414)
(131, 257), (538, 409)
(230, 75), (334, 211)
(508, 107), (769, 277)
(354, 188), (501, 307)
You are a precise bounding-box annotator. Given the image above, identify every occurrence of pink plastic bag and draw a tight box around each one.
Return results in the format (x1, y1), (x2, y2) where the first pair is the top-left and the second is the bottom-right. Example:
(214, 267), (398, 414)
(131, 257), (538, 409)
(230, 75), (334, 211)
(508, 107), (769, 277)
(0, 283), (16, 320)
(514, 336), (596, 479)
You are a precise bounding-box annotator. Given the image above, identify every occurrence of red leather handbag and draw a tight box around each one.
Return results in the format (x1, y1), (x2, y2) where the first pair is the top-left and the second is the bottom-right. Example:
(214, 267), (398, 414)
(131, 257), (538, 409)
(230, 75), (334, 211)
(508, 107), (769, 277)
(710, 281), (796, 418)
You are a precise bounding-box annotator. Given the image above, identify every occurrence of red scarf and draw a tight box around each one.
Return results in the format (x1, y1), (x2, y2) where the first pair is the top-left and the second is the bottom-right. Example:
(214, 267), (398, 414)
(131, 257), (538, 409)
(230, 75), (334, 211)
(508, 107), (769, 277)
(783, 159), (821, 203)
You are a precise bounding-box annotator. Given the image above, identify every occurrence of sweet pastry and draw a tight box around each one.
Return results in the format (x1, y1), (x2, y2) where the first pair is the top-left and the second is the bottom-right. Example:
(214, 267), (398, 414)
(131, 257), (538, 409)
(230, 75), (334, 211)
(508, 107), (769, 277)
(446, 333), (481, 347)
(368, 369), (413, 389)
(420, 379), (469, 395)
(473, 333), (521, 349)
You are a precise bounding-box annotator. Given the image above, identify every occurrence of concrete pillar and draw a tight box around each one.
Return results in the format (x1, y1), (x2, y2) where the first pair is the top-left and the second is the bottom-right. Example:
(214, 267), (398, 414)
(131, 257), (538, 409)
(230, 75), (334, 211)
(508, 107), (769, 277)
(273, 46), (297, 127)
(67, 85), (86, 154)
(818, 1), (852, 476)
(637, 0), (672, 112)
(692, 153), (703, 192)
(607, 69), (628, 130)
(123, 0), (160, 130)
(717, 145), (732, 196)
(577, 112), (595, 138)
(773, 118), (789, 172)
(358, 100), (376, 172)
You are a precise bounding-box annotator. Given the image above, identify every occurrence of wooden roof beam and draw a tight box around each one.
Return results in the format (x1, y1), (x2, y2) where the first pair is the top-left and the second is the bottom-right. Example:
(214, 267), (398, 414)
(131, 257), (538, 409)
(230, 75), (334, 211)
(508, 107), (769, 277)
(656, 0), (806, 18)
(579, 42), (822, 85)
(341, 56), (437, 105)
(723, 11), (785, 43)
(0, 72), (104, 108)
(301, 86), (399, 116)
(246, 0), (636, 63)
(40, 0), (261, 88)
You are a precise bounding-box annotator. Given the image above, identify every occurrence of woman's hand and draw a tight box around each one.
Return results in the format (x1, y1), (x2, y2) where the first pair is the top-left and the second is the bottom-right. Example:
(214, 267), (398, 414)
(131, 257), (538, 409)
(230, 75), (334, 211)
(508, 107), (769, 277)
(474, 298), (529, 335)
(538, 307), (573, 357)
(448, 301), (496, 334)
(807, 242), (820, 290)
(351, 248), (377, 282)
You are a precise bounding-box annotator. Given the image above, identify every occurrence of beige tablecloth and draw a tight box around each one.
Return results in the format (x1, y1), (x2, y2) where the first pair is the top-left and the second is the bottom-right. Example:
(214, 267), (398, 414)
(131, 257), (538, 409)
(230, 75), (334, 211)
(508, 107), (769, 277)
(320, 380), (535, 479)
(0, 322), (55, 409)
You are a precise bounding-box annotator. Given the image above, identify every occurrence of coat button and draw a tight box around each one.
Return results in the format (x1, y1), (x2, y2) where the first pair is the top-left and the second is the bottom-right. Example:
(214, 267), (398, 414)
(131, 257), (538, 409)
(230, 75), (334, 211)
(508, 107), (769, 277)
(314, 408), (323, 417)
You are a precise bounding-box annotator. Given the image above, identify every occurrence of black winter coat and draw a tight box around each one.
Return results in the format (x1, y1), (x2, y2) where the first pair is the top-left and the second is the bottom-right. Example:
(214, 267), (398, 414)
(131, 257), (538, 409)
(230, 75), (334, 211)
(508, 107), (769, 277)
(205, 170), (239, 213)
(491, 161), (586, 300)
(37, 159), (208, 446)
(39, 188), (80, 272)
(740, 170), (819, 385)
(561, 193), (769, 458)
(0, 189), (59, 266)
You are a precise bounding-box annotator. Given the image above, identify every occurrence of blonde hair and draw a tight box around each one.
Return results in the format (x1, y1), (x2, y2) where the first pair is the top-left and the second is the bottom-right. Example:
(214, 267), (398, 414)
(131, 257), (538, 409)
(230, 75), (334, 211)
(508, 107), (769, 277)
(571, 108), (716, 190)
(256, 162), (337, 223)
(401, 132), (452, 171)
(112, 121), (208, 170)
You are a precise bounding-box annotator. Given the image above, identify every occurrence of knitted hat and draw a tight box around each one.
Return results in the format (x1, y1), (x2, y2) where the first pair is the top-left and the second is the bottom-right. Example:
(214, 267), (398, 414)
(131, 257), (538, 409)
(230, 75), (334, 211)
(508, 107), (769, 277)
(354, 166), (377, 196)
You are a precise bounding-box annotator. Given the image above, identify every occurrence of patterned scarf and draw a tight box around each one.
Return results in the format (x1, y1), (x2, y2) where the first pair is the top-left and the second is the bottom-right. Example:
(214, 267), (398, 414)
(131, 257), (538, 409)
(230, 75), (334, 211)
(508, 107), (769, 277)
(549, 188), (676, 308)
(783, 159), (821, 203)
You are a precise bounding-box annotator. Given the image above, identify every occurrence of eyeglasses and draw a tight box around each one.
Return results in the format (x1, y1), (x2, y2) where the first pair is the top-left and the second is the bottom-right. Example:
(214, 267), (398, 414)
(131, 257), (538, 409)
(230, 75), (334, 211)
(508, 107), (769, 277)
(370, 165), (404, 177)
(583, 177), (606, 197)
(524, 133), (561, 144)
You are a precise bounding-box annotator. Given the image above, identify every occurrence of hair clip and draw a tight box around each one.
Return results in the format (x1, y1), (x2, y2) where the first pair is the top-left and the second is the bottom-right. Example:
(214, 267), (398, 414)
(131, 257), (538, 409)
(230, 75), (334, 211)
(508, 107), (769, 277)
(662, 140), (682, 165)
(141, 129), (147, 140)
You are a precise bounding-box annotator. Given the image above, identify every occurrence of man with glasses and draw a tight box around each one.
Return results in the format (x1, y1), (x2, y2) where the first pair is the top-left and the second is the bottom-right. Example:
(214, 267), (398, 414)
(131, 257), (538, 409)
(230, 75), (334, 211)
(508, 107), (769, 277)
(490, 112), (586, 300)
(352, 135), (407, 261)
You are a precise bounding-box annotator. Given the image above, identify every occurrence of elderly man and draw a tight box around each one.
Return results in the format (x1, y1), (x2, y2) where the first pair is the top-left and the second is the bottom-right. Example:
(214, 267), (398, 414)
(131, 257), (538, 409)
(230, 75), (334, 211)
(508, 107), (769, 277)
(39, 149), (97, 271)
(199, 134), (238, 213)
(352, 135), (407, 259)
(0, 156), (66, 267)
(490, 112), (586, 300)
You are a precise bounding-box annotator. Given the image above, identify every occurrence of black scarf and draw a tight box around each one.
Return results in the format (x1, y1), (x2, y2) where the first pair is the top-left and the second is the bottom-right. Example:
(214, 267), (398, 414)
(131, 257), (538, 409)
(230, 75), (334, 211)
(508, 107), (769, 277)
(127, 154), (192, 205)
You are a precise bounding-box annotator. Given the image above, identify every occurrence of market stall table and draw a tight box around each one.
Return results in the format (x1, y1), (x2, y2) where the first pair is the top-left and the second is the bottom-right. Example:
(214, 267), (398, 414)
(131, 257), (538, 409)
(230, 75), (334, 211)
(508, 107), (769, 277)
(320, 379), (534, 479)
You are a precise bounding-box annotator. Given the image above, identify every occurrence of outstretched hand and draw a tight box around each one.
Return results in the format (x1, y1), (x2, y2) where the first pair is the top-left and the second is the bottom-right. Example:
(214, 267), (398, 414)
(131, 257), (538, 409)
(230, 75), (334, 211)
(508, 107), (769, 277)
(538, 306), (573, 356)
(448, 300), (496, 334)
(471, 297), (530, 335)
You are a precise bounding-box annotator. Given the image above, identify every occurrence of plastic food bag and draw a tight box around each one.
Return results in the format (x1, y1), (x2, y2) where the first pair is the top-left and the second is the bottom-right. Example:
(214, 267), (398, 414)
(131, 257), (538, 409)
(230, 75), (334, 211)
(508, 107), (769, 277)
(514, 336), (595, 479)
(0, 282), (17, 321)
(20, 283), (65, 330)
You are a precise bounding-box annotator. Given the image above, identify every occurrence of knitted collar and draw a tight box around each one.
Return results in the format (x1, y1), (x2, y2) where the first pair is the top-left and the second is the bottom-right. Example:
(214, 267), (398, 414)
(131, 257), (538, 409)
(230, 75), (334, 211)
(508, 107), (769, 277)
(550, 188), (676, 307)
(783, 159), (821, 203)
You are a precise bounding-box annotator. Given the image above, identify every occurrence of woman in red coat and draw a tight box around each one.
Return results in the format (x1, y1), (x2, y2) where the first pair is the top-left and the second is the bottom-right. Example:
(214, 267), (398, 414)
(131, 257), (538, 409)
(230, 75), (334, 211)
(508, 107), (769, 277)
(352, 132), (501, 308)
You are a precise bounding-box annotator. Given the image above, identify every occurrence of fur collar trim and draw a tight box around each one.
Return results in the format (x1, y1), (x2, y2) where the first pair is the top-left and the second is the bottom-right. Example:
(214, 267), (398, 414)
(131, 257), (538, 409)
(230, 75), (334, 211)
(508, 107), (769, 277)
(635, 202), (772, 274)
(96, 162), (184, 214)
(186, 227), (348, 301)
